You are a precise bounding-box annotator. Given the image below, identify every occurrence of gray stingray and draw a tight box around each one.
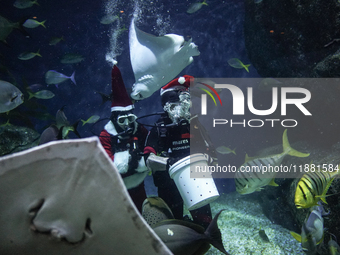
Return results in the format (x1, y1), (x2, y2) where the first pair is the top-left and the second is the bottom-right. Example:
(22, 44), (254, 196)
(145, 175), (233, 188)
(0, 137), (171, 255)
(129, 18), (200, 100)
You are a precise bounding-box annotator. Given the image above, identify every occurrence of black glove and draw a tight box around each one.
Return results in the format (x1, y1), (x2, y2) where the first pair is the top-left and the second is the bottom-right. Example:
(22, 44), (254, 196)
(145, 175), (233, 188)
(127, 150), (141, 175)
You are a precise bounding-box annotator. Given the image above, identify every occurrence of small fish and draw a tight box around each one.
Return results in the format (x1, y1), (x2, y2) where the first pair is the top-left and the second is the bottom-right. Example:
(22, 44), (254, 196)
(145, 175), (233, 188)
(216, 146), (236, 155)
(18, 49), (41, 60)
(187, 0), (208, 14)
(258, 78), (283, 91)
(294, 165), (339, 209)
(61, 122), (80, 139)
(55, 106), (80, 139)
(328, 237), (340, 255)
(254, 0), (263, 3)
(0, 16), (20, 44)
(38, 125), (61, 145)
(228, 58), (251, 72)
(13, 0), (39, 9)
(235, 129), (310, 195)
(100, 14), (119, 24)
(60, 53), (84, 64)
(27, 89), (55, 100)
(142, 196), (229, 254)
(80, 115), (100, 126)
(142, 197), (175, 228)
(95, 91), (112, 105)
(153, 210), (230, 255)
(23, 19), (46, 28)
(0, 119), (11, 128)
(49, 36), (64, 46)
(0, 80), (24, 113)
(45, 70), (76, 87)
(290, 203), (327, 254)
(258, 229), (270, 243)
(27, 83), (44, 91)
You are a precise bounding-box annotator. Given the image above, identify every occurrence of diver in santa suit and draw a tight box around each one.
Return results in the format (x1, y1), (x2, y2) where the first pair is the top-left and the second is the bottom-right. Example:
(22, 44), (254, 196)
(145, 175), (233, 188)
(99, 65), (149, 213)
(143, 75), (217, 228)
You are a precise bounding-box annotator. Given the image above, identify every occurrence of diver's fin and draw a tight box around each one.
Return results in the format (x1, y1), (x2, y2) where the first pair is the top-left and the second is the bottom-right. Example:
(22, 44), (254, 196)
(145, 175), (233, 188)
(282, 129), (310, 157)
(205, 209), (230, 255)
(143, 197), (174, 223)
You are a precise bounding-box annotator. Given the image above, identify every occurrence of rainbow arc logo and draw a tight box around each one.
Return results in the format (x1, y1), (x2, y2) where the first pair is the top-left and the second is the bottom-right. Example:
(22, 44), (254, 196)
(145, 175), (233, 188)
(198, 82), (222, 108)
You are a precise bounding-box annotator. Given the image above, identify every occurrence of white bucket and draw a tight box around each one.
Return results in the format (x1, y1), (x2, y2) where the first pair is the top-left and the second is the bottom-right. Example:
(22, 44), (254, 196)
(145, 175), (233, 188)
(169, 153), (219, 211)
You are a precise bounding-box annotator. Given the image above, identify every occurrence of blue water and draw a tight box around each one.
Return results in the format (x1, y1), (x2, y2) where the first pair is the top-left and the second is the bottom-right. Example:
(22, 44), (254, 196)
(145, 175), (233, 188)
(1, 0), (266, 194)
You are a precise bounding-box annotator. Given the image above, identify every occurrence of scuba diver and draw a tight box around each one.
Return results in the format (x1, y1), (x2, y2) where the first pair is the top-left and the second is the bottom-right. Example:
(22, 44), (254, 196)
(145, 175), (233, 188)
(143, 75), (218, 228)
(99, 65), (149, 213)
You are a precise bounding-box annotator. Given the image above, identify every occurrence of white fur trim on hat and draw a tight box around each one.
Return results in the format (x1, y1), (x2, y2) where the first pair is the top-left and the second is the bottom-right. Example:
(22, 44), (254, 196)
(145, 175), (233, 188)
(160, 85), (186, 96)
(111, 104), (134, 112)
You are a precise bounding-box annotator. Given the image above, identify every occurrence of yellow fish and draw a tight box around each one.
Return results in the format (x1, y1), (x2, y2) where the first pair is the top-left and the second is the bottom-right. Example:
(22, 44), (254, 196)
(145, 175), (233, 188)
(228, 58), (251, 72)
(235, 129), (310, 194)
(216, 146), (236, 155)
(328, 237), (340, 255)
(80, 115), (100, 126)
(294, 165), (339, 209)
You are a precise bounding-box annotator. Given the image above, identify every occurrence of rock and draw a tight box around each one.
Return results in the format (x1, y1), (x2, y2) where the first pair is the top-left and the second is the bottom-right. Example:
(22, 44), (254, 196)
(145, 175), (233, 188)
(244, 0), (340, 77)
(206, 192), (305, 255)
(0, 125), (40, 156)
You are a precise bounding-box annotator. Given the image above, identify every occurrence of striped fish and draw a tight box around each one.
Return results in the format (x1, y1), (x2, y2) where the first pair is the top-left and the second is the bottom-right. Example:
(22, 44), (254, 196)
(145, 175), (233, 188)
(235, 129), (310, 195)
(294, 167), (339, 209)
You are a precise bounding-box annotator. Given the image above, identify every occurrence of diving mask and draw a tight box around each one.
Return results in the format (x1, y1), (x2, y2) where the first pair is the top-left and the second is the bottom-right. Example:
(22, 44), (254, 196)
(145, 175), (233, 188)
(117, 114), (137, 125)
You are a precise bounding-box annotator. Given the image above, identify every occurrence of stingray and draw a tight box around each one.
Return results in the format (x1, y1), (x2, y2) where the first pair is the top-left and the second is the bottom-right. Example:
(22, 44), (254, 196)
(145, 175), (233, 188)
(0, 137), (171, 255)
(129, 18), (200, 100)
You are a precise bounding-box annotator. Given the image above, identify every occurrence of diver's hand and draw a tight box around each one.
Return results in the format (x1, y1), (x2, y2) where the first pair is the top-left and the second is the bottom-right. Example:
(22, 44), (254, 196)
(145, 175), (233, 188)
(135, 157), (148, 173)
(113, 150), (131, 174)
(146, 153), (168, 173)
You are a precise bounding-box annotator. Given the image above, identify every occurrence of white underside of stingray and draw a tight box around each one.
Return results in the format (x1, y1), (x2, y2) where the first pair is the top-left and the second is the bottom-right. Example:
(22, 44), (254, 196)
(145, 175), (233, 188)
(0, 137), (171, 255)
(129, 18), (200, 100)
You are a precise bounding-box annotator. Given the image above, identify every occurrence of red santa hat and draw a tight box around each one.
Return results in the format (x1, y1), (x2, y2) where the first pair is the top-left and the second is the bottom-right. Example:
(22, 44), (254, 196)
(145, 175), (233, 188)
(110, 65), (134, 112)
(160, 75), (194, 96)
